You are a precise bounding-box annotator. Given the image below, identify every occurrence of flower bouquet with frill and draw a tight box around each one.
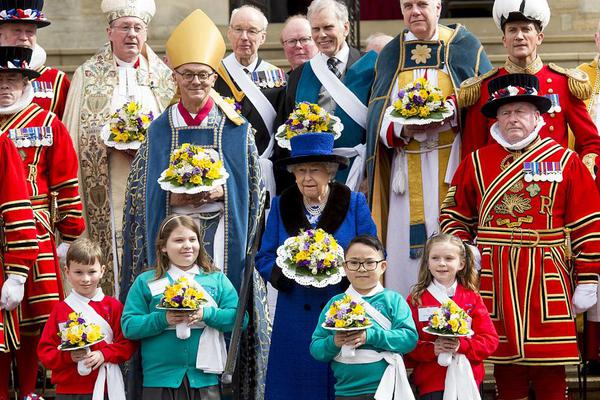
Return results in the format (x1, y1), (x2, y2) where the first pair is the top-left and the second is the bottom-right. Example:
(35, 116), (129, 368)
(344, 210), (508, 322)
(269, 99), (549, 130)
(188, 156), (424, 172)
(423, 299), (473, 366)
(275, 228), (345, 287)
(57, 312), (105, 376)
(223, 96), (243, 115)
(323, 294), (372, 356)
(101, 100), (154, 150)
(385, 77), (452, 126)
(158, 143), (229, 194)
(275, 101), (343, 149)
(156, 276), (207, 339)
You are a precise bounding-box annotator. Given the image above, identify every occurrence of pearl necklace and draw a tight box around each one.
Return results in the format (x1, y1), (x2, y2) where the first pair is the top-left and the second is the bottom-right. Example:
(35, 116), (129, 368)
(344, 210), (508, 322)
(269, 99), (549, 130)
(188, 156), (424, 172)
(303, 187), (330, 217)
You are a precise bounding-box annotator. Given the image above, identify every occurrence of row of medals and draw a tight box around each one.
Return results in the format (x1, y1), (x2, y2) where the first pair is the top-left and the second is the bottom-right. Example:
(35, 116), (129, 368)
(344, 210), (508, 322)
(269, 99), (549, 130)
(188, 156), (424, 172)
(523, 161), (563, 183)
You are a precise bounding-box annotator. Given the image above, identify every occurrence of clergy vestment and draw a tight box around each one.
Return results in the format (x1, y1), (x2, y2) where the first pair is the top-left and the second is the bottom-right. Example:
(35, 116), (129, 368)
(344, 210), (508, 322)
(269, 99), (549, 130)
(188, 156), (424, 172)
(121, 92), (270, 398)
(63, 43), (174, 295)
(366, 25), (492, 297)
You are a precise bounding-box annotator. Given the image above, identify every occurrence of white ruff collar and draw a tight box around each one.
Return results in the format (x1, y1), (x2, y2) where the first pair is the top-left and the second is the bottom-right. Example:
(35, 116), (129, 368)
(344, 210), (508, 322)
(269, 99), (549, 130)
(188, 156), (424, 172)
(0, 83), (34, 115)
(490, 117), (545, 151)
(30, 44), (47, 70)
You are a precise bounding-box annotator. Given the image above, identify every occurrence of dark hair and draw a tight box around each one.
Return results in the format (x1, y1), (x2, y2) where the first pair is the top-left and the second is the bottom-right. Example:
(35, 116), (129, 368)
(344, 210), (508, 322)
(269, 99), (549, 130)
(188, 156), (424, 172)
(345, 234), (385, 256)
(409, 233), (478, 306)
(502, 19), (542, 34)
(154, 214), (215, 279)
(66, 238), (104, 268)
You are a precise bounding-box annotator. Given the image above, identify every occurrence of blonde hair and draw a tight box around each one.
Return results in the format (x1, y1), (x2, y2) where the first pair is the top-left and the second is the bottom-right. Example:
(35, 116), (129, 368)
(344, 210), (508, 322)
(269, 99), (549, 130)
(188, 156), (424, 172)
(66, 238), (104, 268)
(154, 214), (215, 279)
(409, 233), (478, 306)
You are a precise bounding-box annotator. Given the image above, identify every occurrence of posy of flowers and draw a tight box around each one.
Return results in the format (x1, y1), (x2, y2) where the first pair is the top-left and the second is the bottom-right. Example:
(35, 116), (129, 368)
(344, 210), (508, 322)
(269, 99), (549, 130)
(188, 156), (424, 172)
(158, 276), (207, 310)
(57, 312), (104, 350)
(391, 77), (448, 119)
(102, 101), (154, 150)
(426, 300), (471, 336)
(158, 143), (229, 194)
(323, 295), (372, 329)
(275, 102), (342, 149)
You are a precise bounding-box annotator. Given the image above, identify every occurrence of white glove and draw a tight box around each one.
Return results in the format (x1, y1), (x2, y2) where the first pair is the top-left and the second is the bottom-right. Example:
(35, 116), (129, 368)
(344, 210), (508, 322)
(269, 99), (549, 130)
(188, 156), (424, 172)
(57, 242), (70, 265)
(0, 274), (26, 311)
(572, 283), (598, 314)
(466, 244), (481, 271)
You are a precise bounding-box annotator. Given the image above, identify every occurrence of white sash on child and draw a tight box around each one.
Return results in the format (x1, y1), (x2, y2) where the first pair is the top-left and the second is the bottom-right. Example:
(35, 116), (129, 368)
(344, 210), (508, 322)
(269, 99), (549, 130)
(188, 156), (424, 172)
(334, 284), (415, 400)
(162, 267), (228, 374)
(64, 289), (125, 400)
(426, 282), (480, 400)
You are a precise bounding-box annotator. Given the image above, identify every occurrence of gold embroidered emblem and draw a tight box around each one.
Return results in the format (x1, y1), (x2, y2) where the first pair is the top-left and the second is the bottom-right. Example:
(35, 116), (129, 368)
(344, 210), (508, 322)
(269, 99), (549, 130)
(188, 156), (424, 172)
(526, 183), (541, 197)
(496, 215), (534, 228)
(509, 181), (524, 193)
(494, 193), (532, 218)
(411, 44), (432, 65)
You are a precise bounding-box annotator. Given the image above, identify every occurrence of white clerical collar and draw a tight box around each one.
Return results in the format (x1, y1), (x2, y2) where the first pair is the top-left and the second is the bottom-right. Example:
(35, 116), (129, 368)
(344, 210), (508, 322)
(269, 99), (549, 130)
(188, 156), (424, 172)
(405, 29), (439, 42)
(433, 279), (457, 297)
(0, 83), (34, 115)
(70, 287), (105, 303)
(167, 264), (200, 280)
(490, 117), (545, 150)
(233, 55), (259, 72)
(30, 44), (47, 70)
(114, 54), (139, 68)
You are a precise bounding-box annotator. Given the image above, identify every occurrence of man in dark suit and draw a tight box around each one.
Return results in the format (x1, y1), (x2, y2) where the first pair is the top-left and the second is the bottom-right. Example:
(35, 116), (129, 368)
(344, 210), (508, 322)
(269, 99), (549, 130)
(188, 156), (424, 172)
(279, 0), (376, 192)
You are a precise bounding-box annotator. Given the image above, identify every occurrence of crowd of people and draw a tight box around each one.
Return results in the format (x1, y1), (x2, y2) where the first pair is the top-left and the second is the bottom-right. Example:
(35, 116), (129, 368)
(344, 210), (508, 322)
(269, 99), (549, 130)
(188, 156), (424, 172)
(0, 0), (599, 399)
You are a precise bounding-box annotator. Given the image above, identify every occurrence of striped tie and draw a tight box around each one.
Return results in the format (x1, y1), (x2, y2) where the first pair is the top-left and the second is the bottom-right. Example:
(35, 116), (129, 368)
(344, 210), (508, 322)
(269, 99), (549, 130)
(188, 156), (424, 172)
(327, 57), (342, 79)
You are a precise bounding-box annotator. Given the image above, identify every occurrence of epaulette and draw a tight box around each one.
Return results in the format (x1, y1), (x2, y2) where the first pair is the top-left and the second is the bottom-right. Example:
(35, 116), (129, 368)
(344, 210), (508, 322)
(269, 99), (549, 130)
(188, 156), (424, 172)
(548, 63), (592, 100)
(458, 67), (499, 108)
(209, 90), (245, 126)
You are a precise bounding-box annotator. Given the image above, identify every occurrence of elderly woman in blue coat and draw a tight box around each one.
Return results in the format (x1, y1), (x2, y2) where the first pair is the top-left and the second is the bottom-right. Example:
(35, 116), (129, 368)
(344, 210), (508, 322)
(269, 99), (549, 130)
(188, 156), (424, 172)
(256, 132), (377, 400)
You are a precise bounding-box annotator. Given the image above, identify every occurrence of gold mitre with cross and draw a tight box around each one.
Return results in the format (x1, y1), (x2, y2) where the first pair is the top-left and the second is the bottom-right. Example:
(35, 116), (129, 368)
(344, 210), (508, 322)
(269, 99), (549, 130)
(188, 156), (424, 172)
(166, 9), (225, 71)
(101, 0), (156, 25)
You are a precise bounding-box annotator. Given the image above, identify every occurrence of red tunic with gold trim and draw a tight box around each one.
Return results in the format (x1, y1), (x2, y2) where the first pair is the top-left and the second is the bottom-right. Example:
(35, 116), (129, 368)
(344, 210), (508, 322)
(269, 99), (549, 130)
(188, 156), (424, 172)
(461, 59), (600, 176)
(0, 134), (38, 351)
(440, 137), (600, 365)
(3, 103), (84, 327)
(32, 66), (70, 120)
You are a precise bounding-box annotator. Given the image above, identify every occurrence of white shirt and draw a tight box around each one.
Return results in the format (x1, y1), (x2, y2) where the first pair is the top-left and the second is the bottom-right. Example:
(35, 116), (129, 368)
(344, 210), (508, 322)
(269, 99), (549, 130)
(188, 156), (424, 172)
(317, 42), (350, 76)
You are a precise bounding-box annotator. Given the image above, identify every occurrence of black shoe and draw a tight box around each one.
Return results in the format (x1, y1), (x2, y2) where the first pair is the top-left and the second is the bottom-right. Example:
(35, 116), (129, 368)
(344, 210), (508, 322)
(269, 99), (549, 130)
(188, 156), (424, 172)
(587, 360), (600, 376)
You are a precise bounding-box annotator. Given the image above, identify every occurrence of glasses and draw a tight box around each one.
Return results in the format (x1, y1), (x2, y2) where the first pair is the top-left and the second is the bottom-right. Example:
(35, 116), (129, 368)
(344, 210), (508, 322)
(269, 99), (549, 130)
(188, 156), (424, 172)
(344, 259), (385, 271)
(230, 26), (264, 39)
(112, 24), (147, 34)
(174, 70), (215, 83)
(283, 36), (313, 47)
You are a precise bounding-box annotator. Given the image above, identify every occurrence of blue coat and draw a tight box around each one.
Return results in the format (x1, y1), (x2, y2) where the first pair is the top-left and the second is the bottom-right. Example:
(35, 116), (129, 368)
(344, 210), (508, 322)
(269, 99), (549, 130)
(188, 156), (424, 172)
(256, 183), (377, 400)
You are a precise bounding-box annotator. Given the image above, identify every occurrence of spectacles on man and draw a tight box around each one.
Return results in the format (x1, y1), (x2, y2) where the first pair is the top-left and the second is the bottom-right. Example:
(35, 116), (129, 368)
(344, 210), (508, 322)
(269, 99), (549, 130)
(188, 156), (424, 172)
(230, 26), (264, 39)
(174, 70), (216, 83)
(343, 259), (385, 271)
(112, 24), (147, 34)
(283, 37), (313, 48)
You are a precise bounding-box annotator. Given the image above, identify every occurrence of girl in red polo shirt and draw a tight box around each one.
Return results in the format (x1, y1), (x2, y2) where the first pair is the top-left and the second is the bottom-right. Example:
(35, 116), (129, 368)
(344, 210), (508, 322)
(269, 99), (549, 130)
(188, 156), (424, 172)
(406, 233), (499, 400)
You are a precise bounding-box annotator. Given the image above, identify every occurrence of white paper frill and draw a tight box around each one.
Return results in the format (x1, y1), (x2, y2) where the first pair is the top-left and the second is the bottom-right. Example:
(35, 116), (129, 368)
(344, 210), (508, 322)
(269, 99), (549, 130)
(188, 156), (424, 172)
(322, 323), (373, 332)
(422, 326), (474, 338)
(275, 236), (346, 288)
(275, 116), (344, 150)
(385, 101), (454, 126)
(57, 337), (105, 351)
(157, 148), (229, 195)
(100, 124), (143, 150)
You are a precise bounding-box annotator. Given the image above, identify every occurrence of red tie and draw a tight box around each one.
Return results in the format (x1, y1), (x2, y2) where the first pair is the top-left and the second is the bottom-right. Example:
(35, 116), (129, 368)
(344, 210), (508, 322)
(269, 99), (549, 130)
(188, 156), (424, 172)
(177, 98), (214, 126)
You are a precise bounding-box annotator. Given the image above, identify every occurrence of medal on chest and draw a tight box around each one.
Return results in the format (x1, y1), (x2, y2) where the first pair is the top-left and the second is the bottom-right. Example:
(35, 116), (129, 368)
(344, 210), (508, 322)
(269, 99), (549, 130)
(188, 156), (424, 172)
(523, 161), (563, 182)
(544, 93), (561, 114)
(32, 81), (54, 99)
(9, 126), (53, 148)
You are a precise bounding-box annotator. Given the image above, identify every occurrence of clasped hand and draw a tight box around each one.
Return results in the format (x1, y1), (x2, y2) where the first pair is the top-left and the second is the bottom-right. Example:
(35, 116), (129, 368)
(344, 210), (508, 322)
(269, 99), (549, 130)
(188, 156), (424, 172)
(166, 308), (204, 326)
(433, 337), (460, 355)
(70, 349), (105, 370)
(401, 112), (454, 139)
(170, 186), (224, 207)
(334, 330), (366, 349)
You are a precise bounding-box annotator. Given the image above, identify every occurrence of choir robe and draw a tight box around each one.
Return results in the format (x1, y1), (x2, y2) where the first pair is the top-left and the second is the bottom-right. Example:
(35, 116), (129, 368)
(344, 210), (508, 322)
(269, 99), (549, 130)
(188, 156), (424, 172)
(0, 134), (38, 351)
(440, 137), (600, 365)
(4, 102), (85, 328)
